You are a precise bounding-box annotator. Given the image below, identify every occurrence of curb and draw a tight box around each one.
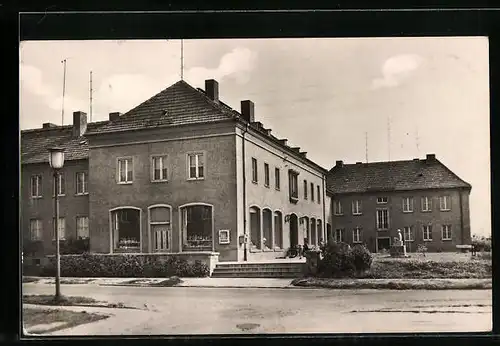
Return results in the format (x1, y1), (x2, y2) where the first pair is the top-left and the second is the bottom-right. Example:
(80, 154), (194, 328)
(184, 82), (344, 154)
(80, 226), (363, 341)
(98, 283), (296, 289)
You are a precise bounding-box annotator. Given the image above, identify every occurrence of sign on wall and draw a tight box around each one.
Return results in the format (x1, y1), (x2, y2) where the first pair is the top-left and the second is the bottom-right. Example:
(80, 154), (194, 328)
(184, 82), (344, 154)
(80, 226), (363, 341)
(218, 230), (230, 244)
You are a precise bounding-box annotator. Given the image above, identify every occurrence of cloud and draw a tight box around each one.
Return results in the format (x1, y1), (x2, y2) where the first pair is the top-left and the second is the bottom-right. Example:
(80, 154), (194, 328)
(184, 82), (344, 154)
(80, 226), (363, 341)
(371, 54), (424, 89)
(185, 47), (257, 85)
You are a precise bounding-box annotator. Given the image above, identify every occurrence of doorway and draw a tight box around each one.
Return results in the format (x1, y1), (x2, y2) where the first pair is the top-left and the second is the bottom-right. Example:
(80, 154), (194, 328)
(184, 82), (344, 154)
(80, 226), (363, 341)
(376, 237), (391, 253)
(289, 214), (299, 247)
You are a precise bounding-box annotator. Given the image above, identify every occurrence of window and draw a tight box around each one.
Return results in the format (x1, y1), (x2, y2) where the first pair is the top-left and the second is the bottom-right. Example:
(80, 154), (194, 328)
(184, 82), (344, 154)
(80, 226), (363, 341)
(30, 175), (42, 198)
(402, 197), (414, 213)
(118, 158), (133, 183)
(311, 182), (315, 202)
(275, 168), (280, 190)
(440, 196), (451, 211)
(303, 180), (308, 199)
(263, 209), (272, 249)
(422, 225), (433, 241)
(52, 218), (66, 240)
(288, 170), (299, 202)
(251, 158), (258, 183)
(334, 200), (343, 215)
(111, 208), (140, 251)
(76, 172), (88, 194)
(317, 219), (323, 243)
(152, 155), (168, 181)
(353, 227), (362, 243)
(421, 196), (431, 212)
(150, 206), (171, 251)
(30, 219), (42, 241)
(317, 186), (321, 204)
(274, 211), (283, 249)
(188, 153), (204, 180)
(403, 226), (414, 241)
(442, 225), (452, 240)
(249, 206), (261, 249)
(334, 228), (344, 243)
(376, 209), (389, 230)
(53, 172), (65, 196)
(377, 197), (388, 204)
(352, 200), (362, 215)
(310, 218), (317, 246)
(181, 205), (213, 250)
(76, 216), (89, 239)
(264, 163), (270, 187)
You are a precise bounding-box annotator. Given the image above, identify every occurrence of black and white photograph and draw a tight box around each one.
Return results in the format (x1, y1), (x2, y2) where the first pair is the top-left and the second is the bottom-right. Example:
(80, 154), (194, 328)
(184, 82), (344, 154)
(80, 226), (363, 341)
(20, 36), (491, 335)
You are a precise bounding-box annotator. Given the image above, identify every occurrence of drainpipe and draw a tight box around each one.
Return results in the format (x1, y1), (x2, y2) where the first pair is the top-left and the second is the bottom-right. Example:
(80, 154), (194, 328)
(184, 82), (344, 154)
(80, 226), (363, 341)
(242, 123), (249, 261)
(459, 188), (465, 244)
(322, 173), (326, 242)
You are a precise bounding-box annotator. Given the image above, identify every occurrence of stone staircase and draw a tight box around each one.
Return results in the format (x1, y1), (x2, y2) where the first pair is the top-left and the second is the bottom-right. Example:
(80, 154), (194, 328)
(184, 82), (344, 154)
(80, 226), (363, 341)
(211, 260), (305, 278)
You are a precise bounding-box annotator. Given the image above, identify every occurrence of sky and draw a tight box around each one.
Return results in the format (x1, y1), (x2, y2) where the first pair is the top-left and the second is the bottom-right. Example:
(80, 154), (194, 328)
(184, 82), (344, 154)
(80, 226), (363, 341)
(19, 37), (491, 236)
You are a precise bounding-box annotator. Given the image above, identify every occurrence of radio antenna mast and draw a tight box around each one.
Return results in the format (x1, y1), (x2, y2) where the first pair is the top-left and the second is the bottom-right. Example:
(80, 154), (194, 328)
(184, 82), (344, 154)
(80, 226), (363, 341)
(180, 39), (184, 80)
(61, 59), (68, 125)
(89, 71), (93, 122)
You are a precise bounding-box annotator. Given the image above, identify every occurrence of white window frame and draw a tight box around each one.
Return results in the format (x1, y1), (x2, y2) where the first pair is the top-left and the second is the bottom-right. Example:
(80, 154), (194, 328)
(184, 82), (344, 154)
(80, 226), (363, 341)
(440, 195), (451, 211)
(442, 225), (452, 240)
(75, 172), (88, 195)
(334, 228), (344, 243)
(149, 205), (172, 252)
(402, 197), (414, 213)
(117, 157), (133, 184)
(334, 200), (343, 215)
(421, 196), (431, 212)
(288, 170), (299, 200)
(30, 175), (42, 198)
(52, 217), (66, 240)
(187, 152), (205, 180)
(30, 219), (42, 241)
(376, 209), (389, 230)
(352, 200), (362, 215)
(275, 167), (280, 190)
(53, 172), (65, 196)
(422, 225), (433, 241)
(218, 229), (230, 245)
(76, 216), (90, 239)
(377, 196), (388, 204)
(403, 226), (414, 241)
(251, 157), (258, 183)
(264, 163), (270, 187)
(352, 227), (362, 243)
(151, 155), (168, 182)
(179, 203), (214, 251)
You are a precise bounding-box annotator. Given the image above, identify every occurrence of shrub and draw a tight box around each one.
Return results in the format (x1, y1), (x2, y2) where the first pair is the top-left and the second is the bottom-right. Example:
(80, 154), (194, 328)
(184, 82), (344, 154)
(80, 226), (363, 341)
(40, 254), (210, 278)
(417, 244), (428, 256)
(60, 238), (90, 255)
(318, 241), (372, 278)
(351, 244), (373, 273)
(472, 235), (491, 252)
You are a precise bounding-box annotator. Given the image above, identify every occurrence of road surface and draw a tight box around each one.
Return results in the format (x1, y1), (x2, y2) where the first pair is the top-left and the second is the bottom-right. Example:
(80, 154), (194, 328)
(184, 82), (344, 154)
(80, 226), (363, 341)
(23, 283), (492, 335)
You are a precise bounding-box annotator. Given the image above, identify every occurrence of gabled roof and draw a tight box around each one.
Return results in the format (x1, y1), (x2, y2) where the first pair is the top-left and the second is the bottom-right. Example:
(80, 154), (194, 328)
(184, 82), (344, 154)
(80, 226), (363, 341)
(21, 122), (107, 165)
(327, 157), (471, 194)
(85, 80), (238, 135)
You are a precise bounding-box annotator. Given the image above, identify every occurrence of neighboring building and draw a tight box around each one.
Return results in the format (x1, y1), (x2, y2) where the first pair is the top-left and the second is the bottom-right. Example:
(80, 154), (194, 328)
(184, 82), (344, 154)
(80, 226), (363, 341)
(326, 156), (472, 253)
(21, 79), (331, 264)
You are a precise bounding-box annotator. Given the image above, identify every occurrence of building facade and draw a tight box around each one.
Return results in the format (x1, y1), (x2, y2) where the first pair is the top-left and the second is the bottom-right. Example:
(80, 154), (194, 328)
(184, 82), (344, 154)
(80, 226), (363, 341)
(326, 156), (472, 253)
(21, 79), (331, 264)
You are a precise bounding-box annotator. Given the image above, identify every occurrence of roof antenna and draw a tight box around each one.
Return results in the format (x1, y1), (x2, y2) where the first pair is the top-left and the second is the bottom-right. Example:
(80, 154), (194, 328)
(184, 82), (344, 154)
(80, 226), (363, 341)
(89, 71), (93, 123)
(61, 58), (68, 125)
(365, 132), (369, 163)
(180, 39), (184, 80)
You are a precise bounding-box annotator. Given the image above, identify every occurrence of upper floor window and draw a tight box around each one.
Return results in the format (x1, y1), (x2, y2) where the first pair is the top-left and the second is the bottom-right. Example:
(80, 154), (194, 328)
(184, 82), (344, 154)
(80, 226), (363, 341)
(118, 158), (133, 183)
(76, 216), (89, 239)
(152, 155), (168, 181)
(76, 172), (88, 194)
(264, 163), (270, 187)
(317, 185), (321, 204)
(421, 196), (432, 212)
(403, 226), (414, 241)
(275, 168), (280, 190)
(251, 158), (258, 183)
(377, 196), (388, 204)
(376, 209), (389, 230)
(402, 197), (414, 213)
(53, 172), (65, 196)
(30, 219), (42, 241)
(288, 170), (299, 202)
(439, 196), (451, 211)
(353, 227), (362, 243)
(303, 180), (308, 199)
(52, 217), (66, 240)
(442, 225), (452, 240)
(334, 200), (343, 215)
(30, 175), (42, 198)
(352, 200), (362, 215)
(310, 182), (315, 202)
(188, 153), (204, 180)
(422, 225), (433, 241)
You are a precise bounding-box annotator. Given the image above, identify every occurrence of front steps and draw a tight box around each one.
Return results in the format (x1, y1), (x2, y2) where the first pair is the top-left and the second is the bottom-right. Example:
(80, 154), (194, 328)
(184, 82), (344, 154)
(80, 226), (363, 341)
(211, 261), (305, 278)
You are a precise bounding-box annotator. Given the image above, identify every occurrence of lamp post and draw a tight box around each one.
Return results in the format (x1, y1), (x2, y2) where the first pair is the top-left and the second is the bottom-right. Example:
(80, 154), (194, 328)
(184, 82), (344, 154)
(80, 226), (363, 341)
(49, 147), (65, 302)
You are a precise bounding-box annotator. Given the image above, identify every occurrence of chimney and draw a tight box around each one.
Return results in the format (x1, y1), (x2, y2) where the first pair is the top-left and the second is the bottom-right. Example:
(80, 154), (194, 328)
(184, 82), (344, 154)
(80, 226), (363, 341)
(251, 121), (263, 130)
(72, 111), (88, 137)
(109, 112), (122, 121)
(205, 79), (219, 103)
(279, 139), (288, 146)
(300, 152), (307, 158)
(240, 100), (255, 123)
(336, 160), (344, 168)
(42, 123), (58, 129)
(426, 154), (436, 162)
(291, 147), (301, 153)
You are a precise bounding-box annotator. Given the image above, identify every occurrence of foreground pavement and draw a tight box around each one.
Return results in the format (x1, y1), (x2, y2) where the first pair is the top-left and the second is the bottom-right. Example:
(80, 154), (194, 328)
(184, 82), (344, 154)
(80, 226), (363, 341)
(23, 283), (492, 335)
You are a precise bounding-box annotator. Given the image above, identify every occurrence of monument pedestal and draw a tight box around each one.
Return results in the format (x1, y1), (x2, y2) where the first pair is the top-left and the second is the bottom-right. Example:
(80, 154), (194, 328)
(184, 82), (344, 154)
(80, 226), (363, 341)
(390, 240), (409, 258)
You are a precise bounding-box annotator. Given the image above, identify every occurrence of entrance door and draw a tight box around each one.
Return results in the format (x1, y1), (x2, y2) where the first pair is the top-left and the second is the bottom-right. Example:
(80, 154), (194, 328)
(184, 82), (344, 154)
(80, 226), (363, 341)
(289, 214), (299, 247)
(377, 237), (391, 252)
(152, 224), (170, 251)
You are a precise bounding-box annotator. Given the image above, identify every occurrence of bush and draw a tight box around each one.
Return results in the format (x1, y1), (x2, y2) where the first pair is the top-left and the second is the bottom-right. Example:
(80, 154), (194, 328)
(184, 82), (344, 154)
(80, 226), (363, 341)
(61, 238), (90, 255)
(351, 244), (373, 273)
(40, 254), (209, 278)
(472, 235), (491, 252)
(318, 242), (373, 277)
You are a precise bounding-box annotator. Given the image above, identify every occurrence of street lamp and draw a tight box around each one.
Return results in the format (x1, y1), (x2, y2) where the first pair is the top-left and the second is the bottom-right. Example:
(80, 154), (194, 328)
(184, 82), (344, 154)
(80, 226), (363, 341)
(48, 147), (65, 302)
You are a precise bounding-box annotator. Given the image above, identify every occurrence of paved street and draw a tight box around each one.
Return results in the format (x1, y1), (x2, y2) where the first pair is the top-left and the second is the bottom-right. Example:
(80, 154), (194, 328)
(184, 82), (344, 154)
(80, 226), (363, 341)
(23, 283), (492, 335)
